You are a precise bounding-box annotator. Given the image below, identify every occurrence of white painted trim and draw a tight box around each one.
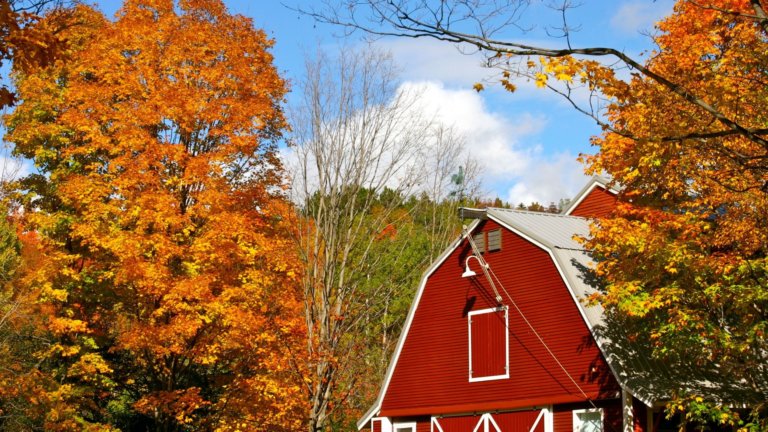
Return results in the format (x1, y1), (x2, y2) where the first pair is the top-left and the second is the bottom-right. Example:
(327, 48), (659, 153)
(434, 409), (549, 432)
(356, 220), (483, 429)
(371, 417), (392, 432)
(486, 413), (502, 432)
(563, 182), (601, 216)
(431, 417), (444, 432)
(572, 408), (604, 432)
(468, 306), (510, 382)
(562, 176), (620, 216)
(392, 422), (417, 432)
(545, 406), (554, 432)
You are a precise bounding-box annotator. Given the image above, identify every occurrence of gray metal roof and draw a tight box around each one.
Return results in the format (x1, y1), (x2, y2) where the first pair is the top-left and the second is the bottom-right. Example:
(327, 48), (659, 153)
(487, 208), (590, 250)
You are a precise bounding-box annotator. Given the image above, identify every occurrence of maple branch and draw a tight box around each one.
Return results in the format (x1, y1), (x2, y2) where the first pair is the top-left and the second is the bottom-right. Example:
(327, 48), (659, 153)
(751, 0), (768, 33)
(534, 71), (768, 153)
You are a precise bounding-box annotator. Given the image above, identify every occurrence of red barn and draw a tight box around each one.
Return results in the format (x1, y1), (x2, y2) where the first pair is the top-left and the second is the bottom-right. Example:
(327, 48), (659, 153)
(358, 176), (667, 432)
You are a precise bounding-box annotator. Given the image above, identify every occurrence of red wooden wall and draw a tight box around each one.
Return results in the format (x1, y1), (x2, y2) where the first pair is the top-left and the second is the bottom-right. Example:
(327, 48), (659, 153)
(431, 411), (545, 432)
(569, 186), (617, 218)
(495, 410), (546, 431)
(379, 220), (620, 417)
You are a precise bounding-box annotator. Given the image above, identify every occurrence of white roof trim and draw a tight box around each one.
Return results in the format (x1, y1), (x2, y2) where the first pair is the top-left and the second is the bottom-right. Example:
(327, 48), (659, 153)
(357, 219), (483, 429)
(562, 176), (620, 216)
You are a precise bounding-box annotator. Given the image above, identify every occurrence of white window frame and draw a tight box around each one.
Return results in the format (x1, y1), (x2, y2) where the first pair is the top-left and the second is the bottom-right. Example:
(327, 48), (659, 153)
(572, 408), (604, 432)
(468, 306), (510, 382)
(392, 422), (417, 432)
(372, 417), (392, 432)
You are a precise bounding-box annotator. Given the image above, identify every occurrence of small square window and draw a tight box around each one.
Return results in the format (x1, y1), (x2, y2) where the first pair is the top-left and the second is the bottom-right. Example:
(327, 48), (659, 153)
(472, 232), (486, 253)
(393, 422), (416, 432)
(573, 408), (603, 432)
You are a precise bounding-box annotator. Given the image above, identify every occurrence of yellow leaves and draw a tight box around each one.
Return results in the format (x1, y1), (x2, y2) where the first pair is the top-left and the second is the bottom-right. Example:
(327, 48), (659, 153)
(69, 353), (113, 380)
(472, 82), (484, 92)
(40, 283), (68, 302)
(530, 56), (585, 88)
(48, 317), (89, 336)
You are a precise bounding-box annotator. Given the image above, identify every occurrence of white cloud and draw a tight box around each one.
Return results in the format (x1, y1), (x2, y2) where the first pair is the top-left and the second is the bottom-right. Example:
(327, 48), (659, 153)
(503, 152), (590, 207)
(610, 0), (675, 36)
(398, 81), (590, 205)
(283, 77), (591, 207)
(399, 80), (541, 179)
(378, 38), (492, 87)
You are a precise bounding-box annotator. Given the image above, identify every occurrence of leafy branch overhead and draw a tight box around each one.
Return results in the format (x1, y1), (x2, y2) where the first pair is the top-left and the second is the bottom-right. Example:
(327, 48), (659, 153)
(302, 0), (768, 184)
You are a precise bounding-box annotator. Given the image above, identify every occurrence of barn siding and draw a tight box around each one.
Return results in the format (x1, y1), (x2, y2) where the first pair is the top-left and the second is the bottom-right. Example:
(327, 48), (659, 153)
(380, 220), (620, 416)
(569, 187), (617, 219)
(494, 410), (546, 431)
(433, 414), (483, 432)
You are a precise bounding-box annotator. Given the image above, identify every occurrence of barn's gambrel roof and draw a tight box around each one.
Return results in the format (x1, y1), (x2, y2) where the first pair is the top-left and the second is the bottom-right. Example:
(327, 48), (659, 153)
(357, 182), (671, 430)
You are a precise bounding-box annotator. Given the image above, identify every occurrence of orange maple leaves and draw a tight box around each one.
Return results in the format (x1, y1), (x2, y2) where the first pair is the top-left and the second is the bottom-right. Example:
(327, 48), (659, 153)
(571, 0), (767, 424)
(5, 0), (306, 429)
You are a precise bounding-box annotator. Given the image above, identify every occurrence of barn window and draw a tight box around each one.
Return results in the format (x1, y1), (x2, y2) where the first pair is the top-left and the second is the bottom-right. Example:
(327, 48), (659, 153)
(371, 417), (391, 432)
(472, 232), (486, 253)
(472, 229), (502, 254)
(573, 408), (603, 432)
(468, 306), (509, 382)
(393, 422), (416, 432)
(487, 229), (502, 251)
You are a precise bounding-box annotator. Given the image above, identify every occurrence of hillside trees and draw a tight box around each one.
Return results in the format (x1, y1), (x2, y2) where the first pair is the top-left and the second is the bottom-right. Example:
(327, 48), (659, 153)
(303, 0), (768, 427)
(5, 0), (305, 429)
(288, 47), (477, 431)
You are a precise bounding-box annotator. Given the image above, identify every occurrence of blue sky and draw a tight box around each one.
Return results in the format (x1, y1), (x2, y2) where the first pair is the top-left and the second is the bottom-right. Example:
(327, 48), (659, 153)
(28, 0), (675, 205)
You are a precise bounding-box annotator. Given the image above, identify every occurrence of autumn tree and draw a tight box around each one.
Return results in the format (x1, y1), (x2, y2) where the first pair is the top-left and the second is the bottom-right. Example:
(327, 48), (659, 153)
(0, 0), (73, 108)
(581, 1), (768, 428)
(301, 0), (768, 427)
(288, 46), (476, 431)
(5, 0), (305, 430)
